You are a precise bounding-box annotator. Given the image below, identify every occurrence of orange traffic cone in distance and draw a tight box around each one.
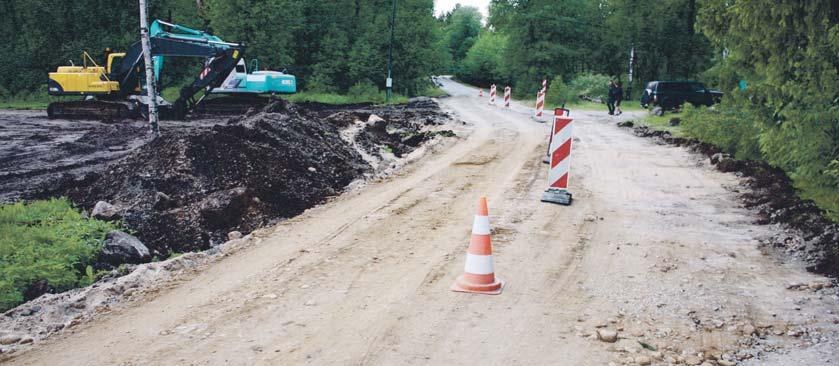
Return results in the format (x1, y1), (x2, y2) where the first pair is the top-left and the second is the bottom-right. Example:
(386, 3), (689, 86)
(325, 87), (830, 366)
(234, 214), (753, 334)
(451, 197), (504, 295)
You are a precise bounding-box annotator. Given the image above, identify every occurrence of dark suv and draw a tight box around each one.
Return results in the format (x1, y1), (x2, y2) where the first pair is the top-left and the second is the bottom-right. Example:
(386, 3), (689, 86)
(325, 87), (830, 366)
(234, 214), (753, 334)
(640, 81), (723, 111)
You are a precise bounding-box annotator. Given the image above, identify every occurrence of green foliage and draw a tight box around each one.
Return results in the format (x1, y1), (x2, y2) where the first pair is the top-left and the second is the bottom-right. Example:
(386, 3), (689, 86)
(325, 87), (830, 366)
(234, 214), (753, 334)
(0, 198), (118, 312)
(440, 5), (483, 68)
(567, 74), (611, 101)
(347, 80), (386, 104)
(0, 0), (444, 99)
(455, 32), (509, 86)
(544, 76), (575, 107)
(696, 0), (839, 220)
(681, 100), (762, 160)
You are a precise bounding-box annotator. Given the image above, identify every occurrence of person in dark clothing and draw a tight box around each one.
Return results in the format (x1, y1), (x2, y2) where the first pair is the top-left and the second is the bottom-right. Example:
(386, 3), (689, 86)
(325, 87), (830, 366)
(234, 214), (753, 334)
(606, 81), (617, 115)
(614, 81), (624, 115)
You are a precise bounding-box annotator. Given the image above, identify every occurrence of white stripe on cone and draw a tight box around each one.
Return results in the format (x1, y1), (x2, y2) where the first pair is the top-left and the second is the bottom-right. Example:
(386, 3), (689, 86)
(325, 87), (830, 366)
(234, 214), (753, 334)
(464, 253), (495, 274)
(472, 215), (490, 235)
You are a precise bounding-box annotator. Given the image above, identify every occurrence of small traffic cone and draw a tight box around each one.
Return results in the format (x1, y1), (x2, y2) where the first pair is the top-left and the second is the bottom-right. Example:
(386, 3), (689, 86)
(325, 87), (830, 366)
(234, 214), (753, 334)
(479, 88), (483, 97)
(451, 197), (504, 295)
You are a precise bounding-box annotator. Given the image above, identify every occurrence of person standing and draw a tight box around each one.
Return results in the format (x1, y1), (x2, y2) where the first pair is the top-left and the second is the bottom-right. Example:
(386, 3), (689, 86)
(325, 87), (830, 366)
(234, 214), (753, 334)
(606, 81), (617, 115)
(614, 81), (624, 116)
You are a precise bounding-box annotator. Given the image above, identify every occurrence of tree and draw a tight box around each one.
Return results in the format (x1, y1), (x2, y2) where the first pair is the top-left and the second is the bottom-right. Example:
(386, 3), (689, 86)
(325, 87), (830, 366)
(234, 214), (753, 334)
(698, 0), (839, 216)
(456, 32), (509, 86)
(498, 0), (601, 94)
(440, 5), (483, 71)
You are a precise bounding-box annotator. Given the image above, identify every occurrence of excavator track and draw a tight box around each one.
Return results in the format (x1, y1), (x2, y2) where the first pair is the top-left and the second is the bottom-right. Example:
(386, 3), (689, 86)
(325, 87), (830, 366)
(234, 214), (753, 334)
(47, 100), (136, 120)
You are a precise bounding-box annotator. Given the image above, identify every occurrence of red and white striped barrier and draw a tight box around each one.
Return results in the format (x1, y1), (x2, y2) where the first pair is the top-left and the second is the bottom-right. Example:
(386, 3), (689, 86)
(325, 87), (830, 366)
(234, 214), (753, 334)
(489, 84), (496, 105)
(541, 79), (547, 94)
(541, 108), (573, 205)
(451, 197), (504, 295)
(534, 90), (545, 120)
(479, 88), (483, 97)
(503, 86), (511, 108)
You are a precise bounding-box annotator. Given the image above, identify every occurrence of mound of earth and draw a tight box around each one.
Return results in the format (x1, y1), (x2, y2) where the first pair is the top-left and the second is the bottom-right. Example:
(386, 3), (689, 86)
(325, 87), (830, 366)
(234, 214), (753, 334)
(36, 98), (452, 258)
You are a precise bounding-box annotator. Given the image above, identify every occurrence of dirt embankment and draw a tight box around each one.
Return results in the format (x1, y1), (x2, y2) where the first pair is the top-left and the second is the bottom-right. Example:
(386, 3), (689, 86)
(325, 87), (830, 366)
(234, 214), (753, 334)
(6, 99), (451, 258)
(617, 121), (839, 277)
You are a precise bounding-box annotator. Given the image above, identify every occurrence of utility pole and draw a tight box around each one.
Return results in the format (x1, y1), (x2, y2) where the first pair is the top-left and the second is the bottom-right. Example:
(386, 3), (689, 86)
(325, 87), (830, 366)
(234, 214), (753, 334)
(385, 0), (397, 103)
(139, 0), (160, 136)
(627, 45), (635, 100)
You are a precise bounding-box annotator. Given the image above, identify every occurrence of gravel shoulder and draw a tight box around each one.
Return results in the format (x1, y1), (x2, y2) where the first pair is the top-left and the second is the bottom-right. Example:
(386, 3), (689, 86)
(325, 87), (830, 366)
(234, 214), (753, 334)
(2, 79), (837, 365)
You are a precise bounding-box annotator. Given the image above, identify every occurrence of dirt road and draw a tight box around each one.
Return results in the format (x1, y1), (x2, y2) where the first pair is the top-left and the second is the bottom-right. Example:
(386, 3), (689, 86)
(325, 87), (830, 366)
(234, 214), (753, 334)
(6, 78), (837, 365)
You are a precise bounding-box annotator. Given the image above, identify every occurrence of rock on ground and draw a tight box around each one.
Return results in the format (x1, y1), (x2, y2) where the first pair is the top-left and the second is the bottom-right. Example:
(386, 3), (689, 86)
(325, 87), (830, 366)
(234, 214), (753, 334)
(100, 231), (150, 265)
(91, 201), (120, 220)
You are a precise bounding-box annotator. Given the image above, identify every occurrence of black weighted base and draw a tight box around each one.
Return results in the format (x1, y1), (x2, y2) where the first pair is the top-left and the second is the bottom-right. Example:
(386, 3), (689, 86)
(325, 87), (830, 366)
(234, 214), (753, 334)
(541, 189), (572, 205)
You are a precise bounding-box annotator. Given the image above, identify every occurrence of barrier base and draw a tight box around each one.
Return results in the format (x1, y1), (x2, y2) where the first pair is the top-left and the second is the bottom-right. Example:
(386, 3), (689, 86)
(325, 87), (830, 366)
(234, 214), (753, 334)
(541, 154), (550, 164)
(531, 116), (546, 123)
(541, 188), (572, 205)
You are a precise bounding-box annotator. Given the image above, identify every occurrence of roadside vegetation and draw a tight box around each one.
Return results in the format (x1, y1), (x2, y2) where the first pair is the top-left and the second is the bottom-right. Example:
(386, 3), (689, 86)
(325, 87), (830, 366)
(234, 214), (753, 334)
(441, 1), (838, 221)
(0, 199), (119, 312)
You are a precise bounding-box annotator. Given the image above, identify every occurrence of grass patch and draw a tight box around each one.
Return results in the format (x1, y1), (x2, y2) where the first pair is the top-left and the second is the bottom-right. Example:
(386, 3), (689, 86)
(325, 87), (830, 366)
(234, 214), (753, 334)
(422, 85), (448, 98)
(636, 113), (686, 136)
(0, 198), (119, 312)
(0, 96), (53, 110)
(285, 91), (410, 105)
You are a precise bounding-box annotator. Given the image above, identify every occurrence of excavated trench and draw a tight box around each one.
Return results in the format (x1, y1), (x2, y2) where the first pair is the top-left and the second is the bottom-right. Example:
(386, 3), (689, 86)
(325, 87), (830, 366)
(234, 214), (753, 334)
(1, 98), (453, 260)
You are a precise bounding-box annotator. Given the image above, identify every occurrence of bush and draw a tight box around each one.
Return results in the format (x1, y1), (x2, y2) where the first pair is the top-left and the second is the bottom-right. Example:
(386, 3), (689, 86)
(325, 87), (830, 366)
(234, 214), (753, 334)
(680, 97), (763, 161)
(568, 73), (611, 102)
(681, 93), (839, 220)
(544, 76), (577, 107)
(455, 32), (509, 87)
(0, 198), (118, 312)
(347, 80), (385, 104)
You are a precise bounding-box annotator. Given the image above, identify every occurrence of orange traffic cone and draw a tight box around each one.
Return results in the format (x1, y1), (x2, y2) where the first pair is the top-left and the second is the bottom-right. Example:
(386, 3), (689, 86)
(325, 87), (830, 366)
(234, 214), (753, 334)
(451, 197), (504, 295)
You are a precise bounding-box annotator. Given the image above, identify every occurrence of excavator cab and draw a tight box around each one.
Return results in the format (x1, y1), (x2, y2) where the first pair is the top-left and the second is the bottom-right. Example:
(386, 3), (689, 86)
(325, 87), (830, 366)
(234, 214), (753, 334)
(48, 52), (124, 96)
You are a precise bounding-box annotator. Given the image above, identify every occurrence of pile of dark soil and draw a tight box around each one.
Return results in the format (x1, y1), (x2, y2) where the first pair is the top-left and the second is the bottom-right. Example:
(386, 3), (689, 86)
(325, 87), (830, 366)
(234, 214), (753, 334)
(618, 123), (839, 277)
(34, 98), (451, 258)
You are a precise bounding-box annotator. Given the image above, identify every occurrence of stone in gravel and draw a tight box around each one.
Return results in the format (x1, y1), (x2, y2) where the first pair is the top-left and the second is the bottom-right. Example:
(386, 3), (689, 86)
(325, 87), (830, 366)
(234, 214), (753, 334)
(304, 300), (316, 306)
(635, 356), (652, 365)
(0, 335), (22, 345)
(307, 167), (317, 172)
(100, 231), (150, 265)
(19, 337), (33, 344)
(91, 201), (120, 220)
(685, 355), (703, 365)
(649, 351), (663, 360)
(228, 231), (243, 240)
(367, 114), (386, 129)
(809, 282), (825, 290)
(153, 191), (177, 210)
(596, 329), (618, 343)
(718, 361), (736, 366)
